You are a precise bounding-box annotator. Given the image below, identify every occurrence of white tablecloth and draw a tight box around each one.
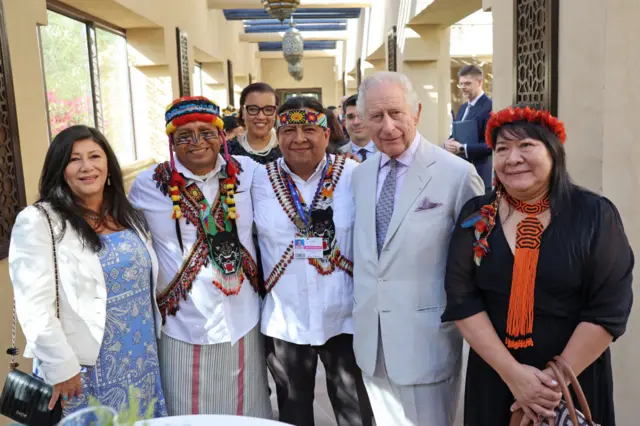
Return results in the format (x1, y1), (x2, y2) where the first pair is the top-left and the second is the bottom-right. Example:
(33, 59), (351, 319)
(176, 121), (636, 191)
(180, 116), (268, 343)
(134, 415), (288, 426)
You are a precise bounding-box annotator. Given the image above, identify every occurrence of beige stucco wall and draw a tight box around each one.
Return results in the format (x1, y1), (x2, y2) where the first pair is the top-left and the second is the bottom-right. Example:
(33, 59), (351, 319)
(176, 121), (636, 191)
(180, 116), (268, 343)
(491, 0), (640, 423)
(0, 2), (260, 424)
(1, 1), (50, 424)
(260, 57), (340, 107)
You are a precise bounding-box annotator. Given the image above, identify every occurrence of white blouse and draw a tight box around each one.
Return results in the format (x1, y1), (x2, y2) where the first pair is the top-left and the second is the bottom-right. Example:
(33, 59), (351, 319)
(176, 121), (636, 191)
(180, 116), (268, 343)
(252, 155), (358, 345)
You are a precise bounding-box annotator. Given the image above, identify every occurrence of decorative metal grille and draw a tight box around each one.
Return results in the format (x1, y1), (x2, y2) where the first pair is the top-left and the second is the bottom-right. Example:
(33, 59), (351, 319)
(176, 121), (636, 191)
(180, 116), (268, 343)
(513, 0), (559, 114)
(176, 28), (190, 97)
(0, 0), (26, 259)
(227, 60), (234, 106)
(387, 26), (397, 72)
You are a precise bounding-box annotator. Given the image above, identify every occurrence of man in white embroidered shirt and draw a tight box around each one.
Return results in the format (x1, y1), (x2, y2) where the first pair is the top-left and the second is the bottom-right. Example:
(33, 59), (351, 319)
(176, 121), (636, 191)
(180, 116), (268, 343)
(351, 72), (484, 425)
(253, 96), (372, 425)
(128, 96), (271, 418)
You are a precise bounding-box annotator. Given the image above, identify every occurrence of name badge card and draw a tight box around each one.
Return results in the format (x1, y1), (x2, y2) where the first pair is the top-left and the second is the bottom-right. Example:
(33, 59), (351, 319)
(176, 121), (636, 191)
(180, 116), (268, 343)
(293, 237), (324, 259)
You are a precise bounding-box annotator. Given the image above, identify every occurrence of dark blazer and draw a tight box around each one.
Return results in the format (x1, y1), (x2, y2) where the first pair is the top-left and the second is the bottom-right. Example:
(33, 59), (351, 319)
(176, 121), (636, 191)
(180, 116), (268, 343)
(454, 94), (493, 190)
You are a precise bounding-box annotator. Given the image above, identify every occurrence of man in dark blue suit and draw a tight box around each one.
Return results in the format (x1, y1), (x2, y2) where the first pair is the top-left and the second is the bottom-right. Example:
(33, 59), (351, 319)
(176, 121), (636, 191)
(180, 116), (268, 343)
(444, 65), (493, 193)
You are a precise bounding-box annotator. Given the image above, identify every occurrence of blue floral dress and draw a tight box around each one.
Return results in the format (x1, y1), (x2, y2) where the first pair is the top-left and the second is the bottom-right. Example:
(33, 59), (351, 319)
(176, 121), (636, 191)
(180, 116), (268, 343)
(61, 229), (167, 420)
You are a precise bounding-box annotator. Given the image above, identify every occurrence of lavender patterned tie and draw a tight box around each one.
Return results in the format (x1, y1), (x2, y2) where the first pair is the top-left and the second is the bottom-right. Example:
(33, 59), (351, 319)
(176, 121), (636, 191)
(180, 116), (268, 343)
(376, 159), (397, 256)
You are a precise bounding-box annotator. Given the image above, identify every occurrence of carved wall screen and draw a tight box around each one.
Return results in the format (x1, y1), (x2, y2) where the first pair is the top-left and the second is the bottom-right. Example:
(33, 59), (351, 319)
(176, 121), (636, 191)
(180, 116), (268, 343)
(513, 0), (559, 114)
(342, 71), (346, 96)
(0, 0), (26, 259)
(176, 27), (190, 97)
(227, 60), (234, 107)
(387, 26), (397, 72)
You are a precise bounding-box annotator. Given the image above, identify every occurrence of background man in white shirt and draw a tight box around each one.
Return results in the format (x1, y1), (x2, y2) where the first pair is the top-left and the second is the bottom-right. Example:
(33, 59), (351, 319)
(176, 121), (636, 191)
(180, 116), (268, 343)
(339, 94), (376, 162)
(351, 72), (484, 425)
(253, 96), (372, 425)
(129, 96), (271, 418)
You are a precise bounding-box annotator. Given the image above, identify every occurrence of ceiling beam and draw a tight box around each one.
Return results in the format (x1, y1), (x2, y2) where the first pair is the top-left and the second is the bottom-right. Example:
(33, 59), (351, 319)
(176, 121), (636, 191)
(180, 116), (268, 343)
(244, 23), (347, 33)
(209, 0), (371, 9)
(240, 31), (347, 43)
(407, 0), (482, 26)
(246, 18), (346, 25)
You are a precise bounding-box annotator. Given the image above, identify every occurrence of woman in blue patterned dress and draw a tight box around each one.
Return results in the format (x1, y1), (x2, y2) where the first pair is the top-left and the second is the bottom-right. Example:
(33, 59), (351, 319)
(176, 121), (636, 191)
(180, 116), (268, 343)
(9, 125), (167, 422)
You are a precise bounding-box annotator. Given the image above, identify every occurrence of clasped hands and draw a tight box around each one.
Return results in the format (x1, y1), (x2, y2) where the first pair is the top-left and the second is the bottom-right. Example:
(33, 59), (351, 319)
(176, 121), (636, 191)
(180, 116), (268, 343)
(444, 138), (464, 154)
(504, 363), (564, 426)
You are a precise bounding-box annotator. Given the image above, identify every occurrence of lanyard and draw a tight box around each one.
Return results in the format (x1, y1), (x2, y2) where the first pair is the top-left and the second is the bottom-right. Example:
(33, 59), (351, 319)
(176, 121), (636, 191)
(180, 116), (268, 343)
(281, 154), (330, 229)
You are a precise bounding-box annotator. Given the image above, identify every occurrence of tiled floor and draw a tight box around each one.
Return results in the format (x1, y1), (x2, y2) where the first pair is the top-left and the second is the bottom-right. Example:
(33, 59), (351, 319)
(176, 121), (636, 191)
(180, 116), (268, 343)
(268, 343), (469, 426)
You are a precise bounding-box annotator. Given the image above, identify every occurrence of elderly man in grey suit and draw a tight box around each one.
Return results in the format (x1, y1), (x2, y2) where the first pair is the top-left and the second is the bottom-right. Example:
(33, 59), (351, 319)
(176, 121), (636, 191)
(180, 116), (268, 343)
(351, 71), (484, 425)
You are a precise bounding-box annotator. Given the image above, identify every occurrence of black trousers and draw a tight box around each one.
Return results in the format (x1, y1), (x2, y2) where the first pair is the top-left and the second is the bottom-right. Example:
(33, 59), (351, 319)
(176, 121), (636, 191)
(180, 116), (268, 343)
(266, 333), (373, 426)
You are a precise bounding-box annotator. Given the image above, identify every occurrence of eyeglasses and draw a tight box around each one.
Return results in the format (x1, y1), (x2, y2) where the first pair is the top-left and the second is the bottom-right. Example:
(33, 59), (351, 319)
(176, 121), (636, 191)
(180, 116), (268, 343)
(173, 129), (219, 146)
(245, 105), (277, 116)
(457, 81), (475, 89)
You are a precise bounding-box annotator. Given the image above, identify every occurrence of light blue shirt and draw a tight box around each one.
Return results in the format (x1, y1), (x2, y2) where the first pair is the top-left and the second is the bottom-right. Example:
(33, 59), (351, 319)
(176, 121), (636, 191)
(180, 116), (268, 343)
(351, 141), (376, 161)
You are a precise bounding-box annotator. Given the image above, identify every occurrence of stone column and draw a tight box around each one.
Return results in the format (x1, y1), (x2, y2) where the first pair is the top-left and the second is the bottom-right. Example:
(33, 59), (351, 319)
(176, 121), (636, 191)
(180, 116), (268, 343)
(401, 25), (451, 145)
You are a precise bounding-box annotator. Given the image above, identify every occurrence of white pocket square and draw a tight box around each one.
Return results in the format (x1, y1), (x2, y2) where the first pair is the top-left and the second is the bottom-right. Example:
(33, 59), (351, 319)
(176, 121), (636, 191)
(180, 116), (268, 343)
(415, 197), (442, 212)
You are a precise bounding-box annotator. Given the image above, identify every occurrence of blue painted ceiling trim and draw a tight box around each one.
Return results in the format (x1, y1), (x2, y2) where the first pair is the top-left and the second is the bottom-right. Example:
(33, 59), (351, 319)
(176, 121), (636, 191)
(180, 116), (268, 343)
(246, 18), (346, 25)
(224, 8), (361, 20)
(245, 24), (346, 33)
(258, 40), (337, 52)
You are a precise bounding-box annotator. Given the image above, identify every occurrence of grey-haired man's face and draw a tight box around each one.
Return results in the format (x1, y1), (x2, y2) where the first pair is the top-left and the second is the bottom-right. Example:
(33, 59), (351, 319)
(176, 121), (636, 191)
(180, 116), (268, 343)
(362, 82), (421, 158)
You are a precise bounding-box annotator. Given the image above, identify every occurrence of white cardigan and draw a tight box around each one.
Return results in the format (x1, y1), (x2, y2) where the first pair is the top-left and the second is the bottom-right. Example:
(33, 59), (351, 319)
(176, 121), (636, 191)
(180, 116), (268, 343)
(8, 203), (162, 385)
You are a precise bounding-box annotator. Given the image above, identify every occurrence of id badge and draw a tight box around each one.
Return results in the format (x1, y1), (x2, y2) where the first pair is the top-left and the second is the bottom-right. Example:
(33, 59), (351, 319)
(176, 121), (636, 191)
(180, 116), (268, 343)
(293, 237), (324, 259)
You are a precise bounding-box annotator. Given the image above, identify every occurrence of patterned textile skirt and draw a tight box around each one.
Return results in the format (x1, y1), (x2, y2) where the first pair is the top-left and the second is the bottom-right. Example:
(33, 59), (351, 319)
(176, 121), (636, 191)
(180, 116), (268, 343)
(158, 325), (272, 418)
(60, 230), (168, 421)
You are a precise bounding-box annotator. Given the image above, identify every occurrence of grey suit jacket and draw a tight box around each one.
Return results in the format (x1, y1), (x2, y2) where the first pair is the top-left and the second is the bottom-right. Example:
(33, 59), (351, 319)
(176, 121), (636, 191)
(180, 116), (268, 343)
(352, 135), (484, 386)
(338, 142), (353, 154)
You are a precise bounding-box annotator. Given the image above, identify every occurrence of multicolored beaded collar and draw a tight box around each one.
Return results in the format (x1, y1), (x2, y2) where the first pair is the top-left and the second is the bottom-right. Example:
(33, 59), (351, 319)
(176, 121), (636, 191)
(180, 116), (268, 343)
(276, 109), (328, 129)
(262, 155), (352, 292)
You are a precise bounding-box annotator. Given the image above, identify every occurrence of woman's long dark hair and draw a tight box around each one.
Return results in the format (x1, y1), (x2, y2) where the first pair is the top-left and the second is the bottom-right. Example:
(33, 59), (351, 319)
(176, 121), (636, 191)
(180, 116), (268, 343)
(488, 103), (593, 263)
(38, 125), (147, 252)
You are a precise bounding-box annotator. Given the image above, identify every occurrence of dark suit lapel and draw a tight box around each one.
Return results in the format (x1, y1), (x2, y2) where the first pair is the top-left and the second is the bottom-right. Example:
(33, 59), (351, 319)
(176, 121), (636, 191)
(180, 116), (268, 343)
(382, 139), (435, 250)
(466, 94), (488, 120)
(456, 103), (468, 121)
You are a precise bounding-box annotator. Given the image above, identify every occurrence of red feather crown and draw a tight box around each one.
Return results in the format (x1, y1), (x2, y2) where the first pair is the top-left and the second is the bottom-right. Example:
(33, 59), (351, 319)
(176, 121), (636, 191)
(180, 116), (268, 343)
(485, 106), (567, 149)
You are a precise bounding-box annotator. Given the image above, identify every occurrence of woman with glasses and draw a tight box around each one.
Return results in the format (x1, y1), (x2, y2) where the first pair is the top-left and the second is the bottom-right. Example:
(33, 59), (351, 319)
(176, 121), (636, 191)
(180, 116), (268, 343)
(227, 82), (282, 164)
